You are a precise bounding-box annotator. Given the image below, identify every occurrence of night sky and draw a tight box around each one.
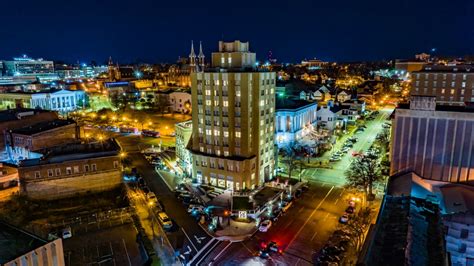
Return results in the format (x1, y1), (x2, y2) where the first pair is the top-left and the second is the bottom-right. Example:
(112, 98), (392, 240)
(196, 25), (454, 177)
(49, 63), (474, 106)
(1, 0), (473, 64)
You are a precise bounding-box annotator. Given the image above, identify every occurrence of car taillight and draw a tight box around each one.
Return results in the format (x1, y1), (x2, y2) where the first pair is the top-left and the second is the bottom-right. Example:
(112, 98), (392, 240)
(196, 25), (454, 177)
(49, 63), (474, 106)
(261, 242), (267, 248)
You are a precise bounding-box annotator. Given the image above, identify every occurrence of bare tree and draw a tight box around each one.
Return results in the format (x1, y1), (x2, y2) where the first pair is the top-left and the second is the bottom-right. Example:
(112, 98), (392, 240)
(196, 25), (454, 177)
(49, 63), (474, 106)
(281, 142), (301, 180)
(345, 153), (382, 203)
(345, 207), (373, 253)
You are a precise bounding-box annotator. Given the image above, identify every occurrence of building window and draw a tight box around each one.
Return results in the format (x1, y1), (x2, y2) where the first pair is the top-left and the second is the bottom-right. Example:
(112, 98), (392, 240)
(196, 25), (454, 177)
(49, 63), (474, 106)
(35, 171), (41, 178)
(235, 131), (241, 138)
(84, 165), (90, 172)
(91, 164), (97, 171)
(73, 166), (80, 173)
(48, 169), (53, 177)
(66, 167), (72, 175)
(55, 168), (61, 176)
(113, 161), (119, 169)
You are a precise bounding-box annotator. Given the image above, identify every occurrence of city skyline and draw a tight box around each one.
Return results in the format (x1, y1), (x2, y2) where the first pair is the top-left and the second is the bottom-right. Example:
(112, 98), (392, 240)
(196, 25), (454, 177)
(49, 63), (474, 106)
(1, 0), (473, 64)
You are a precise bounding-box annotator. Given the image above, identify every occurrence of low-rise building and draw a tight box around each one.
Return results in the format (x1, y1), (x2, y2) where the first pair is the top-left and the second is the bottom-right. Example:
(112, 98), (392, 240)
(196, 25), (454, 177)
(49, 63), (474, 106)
(0, 221), (64, 266)
(336, 90), (351, 102)
(5, 119), (79, 163)
(316, 105), (340, 131)
(169, 91), (191, 113)
(0, 109), (58, 154)
(0, 164), (19, 201)
(275, 99), (317, 147)
(19, 138), (122, 200)
(411, 65), (474, 106)
(175, 120), (193, 175)
(0, 89), (86, 113)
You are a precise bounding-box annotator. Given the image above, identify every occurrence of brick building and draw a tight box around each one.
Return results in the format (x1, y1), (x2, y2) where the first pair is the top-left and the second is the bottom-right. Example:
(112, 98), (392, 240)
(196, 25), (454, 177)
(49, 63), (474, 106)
(19, 138), (122, 200)
(5, 119), (79, 163)
(0, 109), (58, 152)
(411, 65), (474, 106)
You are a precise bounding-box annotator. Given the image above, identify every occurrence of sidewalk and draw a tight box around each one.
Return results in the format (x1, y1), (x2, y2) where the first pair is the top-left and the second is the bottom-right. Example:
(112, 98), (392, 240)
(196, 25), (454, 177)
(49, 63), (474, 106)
(127, 187), (179, 265)
(213, 219), (258, 242)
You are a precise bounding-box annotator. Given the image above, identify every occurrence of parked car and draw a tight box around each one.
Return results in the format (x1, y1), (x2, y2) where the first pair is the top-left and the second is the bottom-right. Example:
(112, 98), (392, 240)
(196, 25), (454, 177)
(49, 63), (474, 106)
(187, 204), (204, 213)
(281, 201), (293, 212)
(157, 212), (173, 229)
(339, 213), (349, 224)
(142, 130), (160, 138)
(345, 206), (355, 214)
(62, 227), (72, 239)
(147, 192), (158, 205)
(259, 220), (272, 232)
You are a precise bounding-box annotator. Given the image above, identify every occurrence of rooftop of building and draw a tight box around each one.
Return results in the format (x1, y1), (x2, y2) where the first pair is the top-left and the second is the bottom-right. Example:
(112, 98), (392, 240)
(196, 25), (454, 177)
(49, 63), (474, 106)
(252, 186), (284, 207)
(176, 120), (192, 128)
(12, 119), (75, 135)
(20, 138), (121, 167)
(0, 108), (55, 123)
(0, 88), (81, 95)
(397, 101), (474, 113)
(361, 196), (446, 266)
(275, 98), (316, 111)
(0, 221), (47, 264)
(414, 64), (474, 73)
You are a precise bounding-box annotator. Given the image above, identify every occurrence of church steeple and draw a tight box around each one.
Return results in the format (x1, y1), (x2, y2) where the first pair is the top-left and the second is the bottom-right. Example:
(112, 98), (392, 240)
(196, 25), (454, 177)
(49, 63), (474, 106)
(198, 41), (205, 71)
(189, 41), (197, 73)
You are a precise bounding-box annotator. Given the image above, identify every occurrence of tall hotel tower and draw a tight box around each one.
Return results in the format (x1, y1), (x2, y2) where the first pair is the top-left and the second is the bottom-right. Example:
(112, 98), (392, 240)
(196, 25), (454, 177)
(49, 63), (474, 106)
(189, 40), (276, 191)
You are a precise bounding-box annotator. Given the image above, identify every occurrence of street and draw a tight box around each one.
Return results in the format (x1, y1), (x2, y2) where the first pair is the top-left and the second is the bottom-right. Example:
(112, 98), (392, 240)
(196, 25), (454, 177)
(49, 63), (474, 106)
(301, 107), (393, 186)
(116, 134), (216, 264)
(105, 107), (393, 265)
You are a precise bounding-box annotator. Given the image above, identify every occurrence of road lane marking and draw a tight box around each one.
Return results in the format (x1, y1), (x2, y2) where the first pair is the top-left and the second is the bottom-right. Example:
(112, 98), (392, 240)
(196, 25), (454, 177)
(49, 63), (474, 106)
(283, 220), (294, 230)
(339, 188), (346, 197)
(192, 239), (221, 266)
(188, 238), (218, 265)
(298, 206), (304, 213)
(335, 198), (339, 205)
(241, 242), (254, 255)
(311, 231), (318, 241)
(211, 241), (233, 265)
(323, 213), (330, 222)
(181, 228), (198, 252)
(287, 186), (335, 249)
(122, 239), (132, 266)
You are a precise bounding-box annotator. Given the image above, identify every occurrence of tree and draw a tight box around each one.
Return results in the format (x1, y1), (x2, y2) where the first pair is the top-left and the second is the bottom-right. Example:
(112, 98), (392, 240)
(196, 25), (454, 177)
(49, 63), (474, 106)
(345, 153), (382, 203)
(281, 142), (303, 180)
(345, 207), (373, 253)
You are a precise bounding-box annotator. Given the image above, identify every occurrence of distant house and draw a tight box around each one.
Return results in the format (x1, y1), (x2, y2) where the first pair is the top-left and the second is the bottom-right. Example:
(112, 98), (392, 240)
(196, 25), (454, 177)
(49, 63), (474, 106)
(337, 91), (351, 103)
(317, 105), (340, 131)
(299, 90), (308, 100)
(343, 99), (366, 114)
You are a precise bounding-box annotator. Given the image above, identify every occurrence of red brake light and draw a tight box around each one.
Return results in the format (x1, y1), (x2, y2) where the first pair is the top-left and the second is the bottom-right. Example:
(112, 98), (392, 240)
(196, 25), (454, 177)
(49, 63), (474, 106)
(261, 242), (267, 248)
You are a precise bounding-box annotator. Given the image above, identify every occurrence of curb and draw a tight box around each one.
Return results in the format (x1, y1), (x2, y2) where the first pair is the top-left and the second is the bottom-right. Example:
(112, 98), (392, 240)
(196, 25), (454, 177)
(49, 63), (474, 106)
(155, 168), (174, 192)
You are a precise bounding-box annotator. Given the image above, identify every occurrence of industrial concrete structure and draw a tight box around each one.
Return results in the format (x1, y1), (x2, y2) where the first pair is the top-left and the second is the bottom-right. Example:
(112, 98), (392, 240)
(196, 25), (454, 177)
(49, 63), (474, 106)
(189, 40), (276, 191)
(19, 138), (122, 200)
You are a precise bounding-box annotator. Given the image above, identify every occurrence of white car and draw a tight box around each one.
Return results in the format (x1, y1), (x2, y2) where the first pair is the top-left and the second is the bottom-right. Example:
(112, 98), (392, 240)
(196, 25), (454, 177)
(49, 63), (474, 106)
(62, 227), (72, 239)
(259, 220), (272, 232)
(187, 205), (204, 213)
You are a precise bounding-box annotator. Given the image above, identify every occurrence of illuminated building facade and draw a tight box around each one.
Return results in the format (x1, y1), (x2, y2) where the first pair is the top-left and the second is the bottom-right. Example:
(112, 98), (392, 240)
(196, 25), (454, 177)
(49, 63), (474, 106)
(275, 99), (317, 147)
(411, 65), (474, 106)
(189, 40), (276, 191)
(1, 55), (58, 82)
(391, 96), (474, 183)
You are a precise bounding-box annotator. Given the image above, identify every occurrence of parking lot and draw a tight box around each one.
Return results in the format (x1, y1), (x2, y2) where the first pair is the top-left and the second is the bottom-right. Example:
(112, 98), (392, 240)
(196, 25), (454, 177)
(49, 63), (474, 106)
(63, 223), (145, 266)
